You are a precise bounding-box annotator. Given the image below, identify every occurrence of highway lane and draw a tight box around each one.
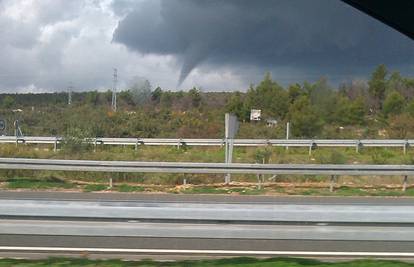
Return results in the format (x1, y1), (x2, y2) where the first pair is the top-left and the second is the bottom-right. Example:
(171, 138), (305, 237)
(1, 192), (414, 225)
(1, 198), (414, 223)
(1, 191), (414, 205)
(1, 219), (414, 241)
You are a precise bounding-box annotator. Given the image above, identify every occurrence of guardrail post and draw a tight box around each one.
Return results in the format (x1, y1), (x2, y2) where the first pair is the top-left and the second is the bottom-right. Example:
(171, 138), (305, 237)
(135, 139), (139, 151)
(403, 176), (408, 192)
(137, 139), (144, 149)
(356, 140), (362, 153)
(308, 141), (316, 156)
(224, 175), (231, 184)
(15, 138), (25, 147)
(403, 141), (409, 155)
(224, 138), (233, 184)
(94, 139), (97, 152)
(54, 137), (57, 152)
(224, 138), (228, 183)
(286, 122), (290, 150)
(257, 174), (262, 190)
(329, 175), (336, 192)
(109, 178), (113, 189)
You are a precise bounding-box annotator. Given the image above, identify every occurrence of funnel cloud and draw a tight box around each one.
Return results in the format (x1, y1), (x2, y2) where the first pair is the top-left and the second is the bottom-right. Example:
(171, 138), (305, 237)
(113, 0), (414, 86)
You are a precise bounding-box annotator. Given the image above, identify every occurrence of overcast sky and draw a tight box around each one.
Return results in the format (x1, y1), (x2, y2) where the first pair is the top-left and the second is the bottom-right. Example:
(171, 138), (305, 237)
(0, 0), (413, 93)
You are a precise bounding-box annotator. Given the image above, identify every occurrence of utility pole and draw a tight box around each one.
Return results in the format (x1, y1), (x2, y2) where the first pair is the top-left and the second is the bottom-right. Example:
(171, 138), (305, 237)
(68, 82), (73, 105)
(112, 68), (117, 112)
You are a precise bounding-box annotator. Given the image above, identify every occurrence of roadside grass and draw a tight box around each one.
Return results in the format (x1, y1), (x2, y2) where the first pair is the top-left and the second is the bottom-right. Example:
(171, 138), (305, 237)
(6, 177), (74, 190)
(116, 183), (146, 192)
(299, 187), (414, 197)
(83, 184), (108, 192)
(237, 188), (267, 195)
(0, 257), (413, 267)
(181, 186), (229, 194)
(180, 186), (267, 195)
(1, 143), (413, 165)
(178, 185), (414, 197)
(1, 176), (414, 197)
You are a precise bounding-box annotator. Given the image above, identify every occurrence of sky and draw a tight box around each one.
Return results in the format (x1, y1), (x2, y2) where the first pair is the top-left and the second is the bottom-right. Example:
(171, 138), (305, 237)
(0, 0), (413, 93)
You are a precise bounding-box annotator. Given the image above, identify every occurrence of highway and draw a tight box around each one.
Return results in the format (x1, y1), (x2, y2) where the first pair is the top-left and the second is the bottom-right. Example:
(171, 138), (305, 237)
(0, 192), (414, 258)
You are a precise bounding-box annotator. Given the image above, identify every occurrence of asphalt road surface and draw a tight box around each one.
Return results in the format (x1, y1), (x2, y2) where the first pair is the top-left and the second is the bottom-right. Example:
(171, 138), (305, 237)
(1, 191), (414, 204)
(0, 191), (413, 259)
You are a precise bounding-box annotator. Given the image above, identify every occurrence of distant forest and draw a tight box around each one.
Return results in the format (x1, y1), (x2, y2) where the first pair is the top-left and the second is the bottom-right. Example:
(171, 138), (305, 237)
(0, 65), (413, 139)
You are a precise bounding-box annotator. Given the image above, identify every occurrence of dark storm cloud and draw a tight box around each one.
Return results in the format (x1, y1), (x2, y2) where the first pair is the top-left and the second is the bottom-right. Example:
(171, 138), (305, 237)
(113, 0), (414, 85)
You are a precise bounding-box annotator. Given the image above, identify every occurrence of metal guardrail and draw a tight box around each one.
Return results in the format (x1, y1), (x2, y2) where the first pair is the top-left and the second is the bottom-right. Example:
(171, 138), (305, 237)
(0, 136), (412, 152)
(0, 157), (410, 191)
(0, 158), (412, 176)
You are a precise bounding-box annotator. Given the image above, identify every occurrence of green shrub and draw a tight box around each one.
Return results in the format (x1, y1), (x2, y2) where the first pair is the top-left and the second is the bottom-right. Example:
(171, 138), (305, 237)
(315, 150), (347, 164)
(254, 147), (272, 163)
(371, 148), (394, 164)
(61, 127), (93, 154)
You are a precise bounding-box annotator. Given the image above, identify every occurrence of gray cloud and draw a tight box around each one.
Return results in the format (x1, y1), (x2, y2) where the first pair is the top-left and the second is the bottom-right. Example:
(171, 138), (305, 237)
(113, 0), (414, 85)
(0, 0), (159, 92)
(110, 0), (138, 17)
(0, 0), (412, 93)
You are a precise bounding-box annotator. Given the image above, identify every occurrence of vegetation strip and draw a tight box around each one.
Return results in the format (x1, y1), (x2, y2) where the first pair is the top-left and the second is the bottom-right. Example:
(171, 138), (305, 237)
(1, 65), (413, 141)
(0, 257), (414, 266)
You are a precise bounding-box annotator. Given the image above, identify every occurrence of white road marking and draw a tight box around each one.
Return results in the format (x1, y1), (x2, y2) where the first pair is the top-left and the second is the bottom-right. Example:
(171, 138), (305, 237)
(0, 247), (414, 257)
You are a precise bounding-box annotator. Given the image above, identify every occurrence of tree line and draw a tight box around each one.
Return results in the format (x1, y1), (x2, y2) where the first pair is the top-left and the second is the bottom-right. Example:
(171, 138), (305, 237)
(0, 65), (413, 139)
(227, 65), (414, 138)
